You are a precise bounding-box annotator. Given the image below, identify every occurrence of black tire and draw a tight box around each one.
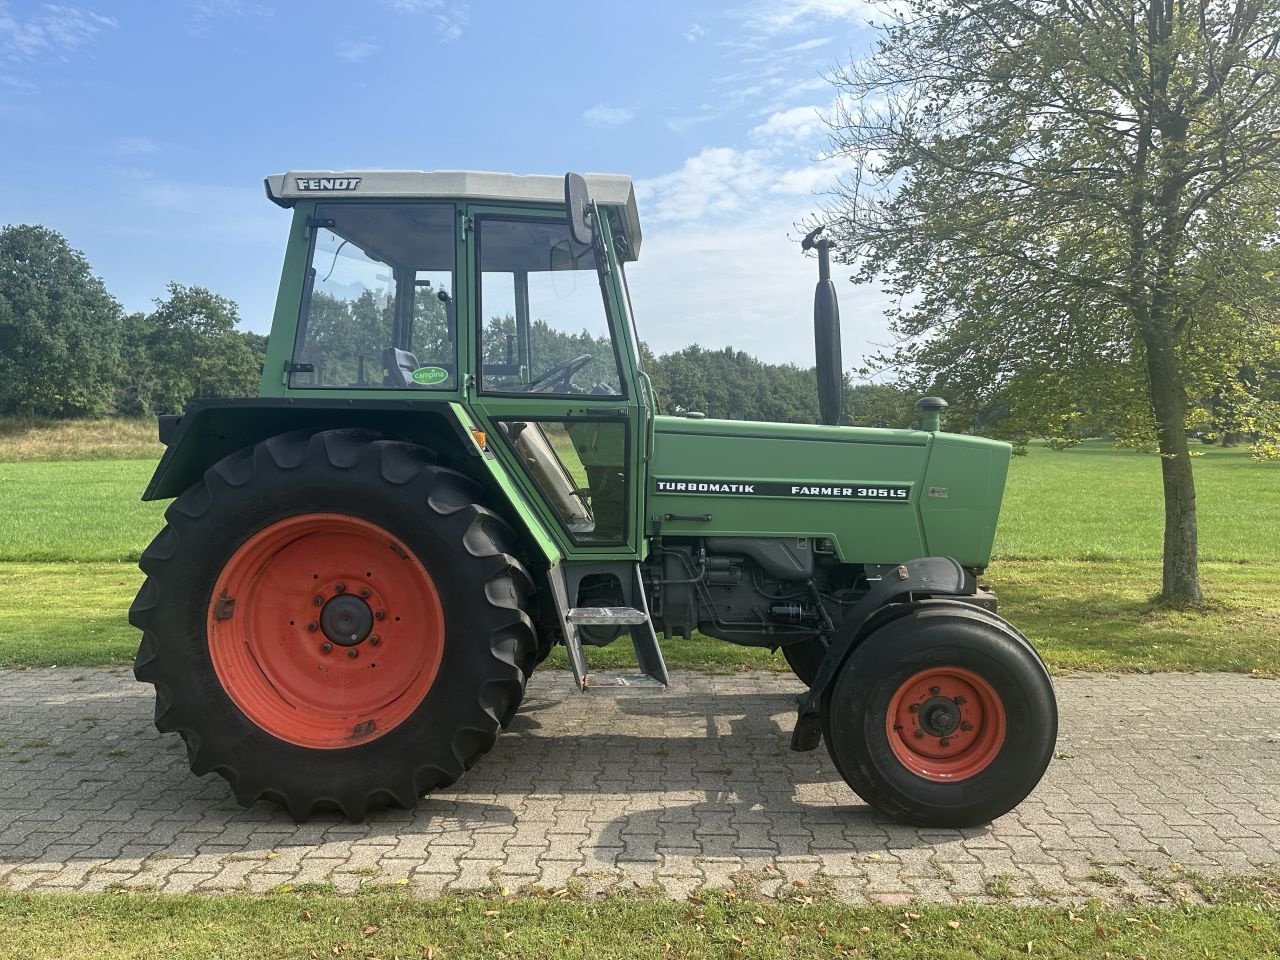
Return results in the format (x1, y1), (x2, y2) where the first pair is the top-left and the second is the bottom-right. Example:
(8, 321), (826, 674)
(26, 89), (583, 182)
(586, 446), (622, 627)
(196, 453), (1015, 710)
(822, 602), (1056, 827)
(129, 430), (538, 821)
(781, 638), (826, 686)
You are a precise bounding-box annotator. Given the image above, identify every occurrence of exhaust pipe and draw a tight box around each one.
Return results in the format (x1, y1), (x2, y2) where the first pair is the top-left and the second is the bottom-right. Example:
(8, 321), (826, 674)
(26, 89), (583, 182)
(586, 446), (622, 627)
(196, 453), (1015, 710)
(802, 226), (842, 426)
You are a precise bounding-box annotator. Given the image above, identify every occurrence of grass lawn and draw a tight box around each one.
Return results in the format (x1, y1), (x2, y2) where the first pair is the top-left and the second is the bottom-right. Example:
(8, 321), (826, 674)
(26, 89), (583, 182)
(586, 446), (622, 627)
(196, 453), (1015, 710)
(0, 460), (164, 562)
(0, 425), (1277, 673)
(1, 881), (1277, 960)
(998, 443), (1280, 563)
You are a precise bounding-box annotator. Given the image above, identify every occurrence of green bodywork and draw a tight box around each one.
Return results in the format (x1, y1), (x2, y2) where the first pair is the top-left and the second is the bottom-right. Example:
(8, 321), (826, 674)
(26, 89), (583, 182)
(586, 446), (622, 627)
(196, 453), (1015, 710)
(149, 175), (1012, 582)
(649, 417), (1009, 569)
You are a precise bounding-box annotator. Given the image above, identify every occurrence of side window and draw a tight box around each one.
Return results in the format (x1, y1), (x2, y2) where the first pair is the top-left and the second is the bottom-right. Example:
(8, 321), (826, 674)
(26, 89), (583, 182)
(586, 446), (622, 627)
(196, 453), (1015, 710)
(290, 203), (457, 389)
(477, 218), (623, 397)
(496, 419), (628, 544)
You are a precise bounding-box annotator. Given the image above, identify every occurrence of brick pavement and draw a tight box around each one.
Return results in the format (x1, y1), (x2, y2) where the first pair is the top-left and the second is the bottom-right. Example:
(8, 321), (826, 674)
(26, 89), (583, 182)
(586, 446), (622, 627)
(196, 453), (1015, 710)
(0, 668), (1276, 903)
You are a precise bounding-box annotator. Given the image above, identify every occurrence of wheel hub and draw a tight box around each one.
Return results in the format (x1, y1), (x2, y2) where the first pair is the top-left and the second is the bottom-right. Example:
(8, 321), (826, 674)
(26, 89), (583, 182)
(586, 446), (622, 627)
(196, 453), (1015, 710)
(886, 666), (1008, 782)
(320, 594), (373, 646)
(918, 695), (961, 737)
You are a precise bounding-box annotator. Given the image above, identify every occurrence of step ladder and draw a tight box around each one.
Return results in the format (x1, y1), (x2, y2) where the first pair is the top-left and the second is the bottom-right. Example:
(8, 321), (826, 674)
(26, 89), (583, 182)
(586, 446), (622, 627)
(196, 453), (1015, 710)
(550, 562), (669, 690)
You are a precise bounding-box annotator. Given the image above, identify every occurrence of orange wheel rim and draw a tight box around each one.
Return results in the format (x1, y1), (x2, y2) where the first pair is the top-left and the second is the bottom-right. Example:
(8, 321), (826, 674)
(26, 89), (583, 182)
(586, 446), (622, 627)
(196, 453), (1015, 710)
(886, 666), (1006, 782)
(207, 513), (444, 749)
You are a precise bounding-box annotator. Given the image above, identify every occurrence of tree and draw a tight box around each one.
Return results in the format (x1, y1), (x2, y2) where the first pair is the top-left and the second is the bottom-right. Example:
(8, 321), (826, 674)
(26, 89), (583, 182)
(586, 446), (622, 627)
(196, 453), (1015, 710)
(848, 383), (916, 429)
(139, 284), (261, 414)
(821, 0), (1280, 602)
(0, 224), (123, 417)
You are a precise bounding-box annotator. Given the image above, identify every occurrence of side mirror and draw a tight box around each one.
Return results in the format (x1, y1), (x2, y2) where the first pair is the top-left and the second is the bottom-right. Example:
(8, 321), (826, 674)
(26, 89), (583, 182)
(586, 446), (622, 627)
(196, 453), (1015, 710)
(564, 172), (594, 246)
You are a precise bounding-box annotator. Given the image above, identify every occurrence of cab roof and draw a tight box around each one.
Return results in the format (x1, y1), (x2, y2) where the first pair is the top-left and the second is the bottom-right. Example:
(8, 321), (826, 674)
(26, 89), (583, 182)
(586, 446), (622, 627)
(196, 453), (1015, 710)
(264, 169), (642, 259)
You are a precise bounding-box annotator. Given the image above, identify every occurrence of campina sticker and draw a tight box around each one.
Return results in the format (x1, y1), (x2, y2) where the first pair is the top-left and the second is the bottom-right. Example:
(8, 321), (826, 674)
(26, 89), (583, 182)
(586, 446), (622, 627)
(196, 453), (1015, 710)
(411, 367), (450, 386)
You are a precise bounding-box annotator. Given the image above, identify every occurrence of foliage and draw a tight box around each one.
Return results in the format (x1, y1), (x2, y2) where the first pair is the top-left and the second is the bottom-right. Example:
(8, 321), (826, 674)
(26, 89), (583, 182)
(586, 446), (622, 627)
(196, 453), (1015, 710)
(0, 224), (123, 418)
(847, 382), (917, 429)
(821, 0), (1280, 601)
(117, 283), (263, 415)
(481, 314), (620, 390)
(0, 224), (266, 419)
(293, 287), (452, 387)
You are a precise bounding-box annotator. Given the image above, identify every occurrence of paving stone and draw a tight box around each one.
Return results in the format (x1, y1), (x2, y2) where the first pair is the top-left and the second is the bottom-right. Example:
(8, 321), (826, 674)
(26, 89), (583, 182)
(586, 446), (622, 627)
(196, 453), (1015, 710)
(1, 668), (1277, 903)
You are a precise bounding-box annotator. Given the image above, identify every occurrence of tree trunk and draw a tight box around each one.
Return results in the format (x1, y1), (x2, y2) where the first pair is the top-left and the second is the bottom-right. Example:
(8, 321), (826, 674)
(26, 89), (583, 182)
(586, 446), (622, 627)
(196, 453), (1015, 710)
(1142, 328), (1202, 604)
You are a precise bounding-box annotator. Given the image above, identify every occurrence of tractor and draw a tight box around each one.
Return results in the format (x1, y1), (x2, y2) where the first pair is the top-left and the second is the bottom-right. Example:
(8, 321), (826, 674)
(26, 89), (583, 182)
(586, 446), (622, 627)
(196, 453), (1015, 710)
(130, 169), (1057, 828)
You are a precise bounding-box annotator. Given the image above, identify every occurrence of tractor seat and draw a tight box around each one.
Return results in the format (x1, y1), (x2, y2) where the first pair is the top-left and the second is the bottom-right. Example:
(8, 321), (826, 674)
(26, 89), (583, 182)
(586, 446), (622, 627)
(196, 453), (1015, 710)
(382, 348), (418, 388)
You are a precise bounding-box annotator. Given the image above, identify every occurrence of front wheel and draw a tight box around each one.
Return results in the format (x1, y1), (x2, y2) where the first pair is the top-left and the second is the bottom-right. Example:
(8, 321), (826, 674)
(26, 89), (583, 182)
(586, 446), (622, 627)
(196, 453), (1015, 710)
(822, 602), (1056, 827)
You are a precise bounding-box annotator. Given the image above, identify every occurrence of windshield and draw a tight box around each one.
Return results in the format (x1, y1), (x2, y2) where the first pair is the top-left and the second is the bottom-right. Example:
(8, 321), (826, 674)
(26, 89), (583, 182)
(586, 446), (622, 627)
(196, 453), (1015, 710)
(476, 217), (624, 397)
(290, 203), (457, 390)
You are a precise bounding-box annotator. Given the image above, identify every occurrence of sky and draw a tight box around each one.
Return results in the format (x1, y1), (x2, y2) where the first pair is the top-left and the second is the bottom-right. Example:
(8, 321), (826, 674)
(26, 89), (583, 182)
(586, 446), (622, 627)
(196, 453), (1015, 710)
(0, 0), (895, 371)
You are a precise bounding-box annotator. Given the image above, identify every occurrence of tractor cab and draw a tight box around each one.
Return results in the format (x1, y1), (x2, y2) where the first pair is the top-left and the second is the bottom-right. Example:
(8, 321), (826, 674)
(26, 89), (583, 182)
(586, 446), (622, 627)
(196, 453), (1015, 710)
(258, 171), (648, 557)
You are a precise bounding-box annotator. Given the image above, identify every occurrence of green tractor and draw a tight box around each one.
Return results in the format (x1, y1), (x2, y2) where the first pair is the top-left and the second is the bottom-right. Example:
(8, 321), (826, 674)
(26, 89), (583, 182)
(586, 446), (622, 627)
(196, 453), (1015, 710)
(130, 169), (1056, 827)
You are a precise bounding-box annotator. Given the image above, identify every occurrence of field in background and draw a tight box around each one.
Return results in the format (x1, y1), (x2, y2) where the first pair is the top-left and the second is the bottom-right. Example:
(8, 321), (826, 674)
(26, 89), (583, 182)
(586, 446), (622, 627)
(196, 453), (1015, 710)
(0, 419), (1277, 672)
(0, 417), (161, 462)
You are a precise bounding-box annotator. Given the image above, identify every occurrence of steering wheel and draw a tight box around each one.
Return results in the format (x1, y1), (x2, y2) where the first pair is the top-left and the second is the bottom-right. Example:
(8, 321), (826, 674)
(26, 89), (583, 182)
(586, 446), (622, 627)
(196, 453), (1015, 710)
(524, 353), (593, 392)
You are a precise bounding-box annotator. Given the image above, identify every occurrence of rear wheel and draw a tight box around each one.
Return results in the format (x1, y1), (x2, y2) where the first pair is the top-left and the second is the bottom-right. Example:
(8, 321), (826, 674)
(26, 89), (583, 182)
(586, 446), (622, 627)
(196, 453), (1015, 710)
(130, 430), (537, 820)
(822, 602), (1056, 827)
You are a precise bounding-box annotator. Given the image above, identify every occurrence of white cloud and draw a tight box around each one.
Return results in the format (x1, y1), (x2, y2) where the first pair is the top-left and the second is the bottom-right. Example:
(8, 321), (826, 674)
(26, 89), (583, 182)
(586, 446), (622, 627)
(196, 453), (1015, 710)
(627, 145), (882, 369)
(337, 39), (378, 62)
(745, 0), (877, 34)
(381, 0), (469, 42)
(0, 3), (116, 61)
(435, 4), (468, 43)
(0, 72), (35, 91)
(627, 201), (890, 369)
(582, 104), (633, 128)
(186, 0), (273, 35)
(686, 22), (705, 42)
(381, 0), (439, 10)
(782, 36), (833, 53)
(750, 104), (826, 143)
(637, 145), (848, 225)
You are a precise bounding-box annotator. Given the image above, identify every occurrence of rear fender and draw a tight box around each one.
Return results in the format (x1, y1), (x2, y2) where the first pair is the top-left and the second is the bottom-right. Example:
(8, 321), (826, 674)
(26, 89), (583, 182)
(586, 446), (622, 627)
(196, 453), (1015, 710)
(144, 398), (561, 564)
(790, 556), (976, 751)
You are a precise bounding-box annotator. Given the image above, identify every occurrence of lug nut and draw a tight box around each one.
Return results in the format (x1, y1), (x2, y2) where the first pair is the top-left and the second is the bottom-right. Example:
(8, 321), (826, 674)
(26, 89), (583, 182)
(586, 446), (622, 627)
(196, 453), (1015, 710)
(954, 696), (967, 705)
(914, 730), (924, 739)
(347, 649), (358, 659)
(360, 588), (371, 598)
(369, 635), (380, 646)
(960, 721), (973, 731)
(940, 737), (951, 747)
(313, 596), (324, 606)
(909, 703), (919, 713)
(929, 686), (940, 695)
(321, 642), (332, 654)
(335, 582), (346, 593)
(307, 621), (318, 631)
(374, 610), (385, 620)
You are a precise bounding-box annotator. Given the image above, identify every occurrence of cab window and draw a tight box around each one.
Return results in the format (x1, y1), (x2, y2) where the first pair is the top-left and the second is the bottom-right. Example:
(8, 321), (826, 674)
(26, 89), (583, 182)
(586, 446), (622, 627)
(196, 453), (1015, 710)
(477, 217), (624, 397)
(495, 419), (629, 544)
(290, 203), (457, 390)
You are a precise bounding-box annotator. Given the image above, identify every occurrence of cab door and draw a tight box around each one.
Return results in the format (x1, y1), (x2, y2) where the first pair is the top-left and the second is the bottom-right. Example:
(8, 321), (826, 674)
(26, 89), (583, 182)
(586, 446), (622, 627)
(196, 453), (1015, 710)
(463, 204), (645, 560)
